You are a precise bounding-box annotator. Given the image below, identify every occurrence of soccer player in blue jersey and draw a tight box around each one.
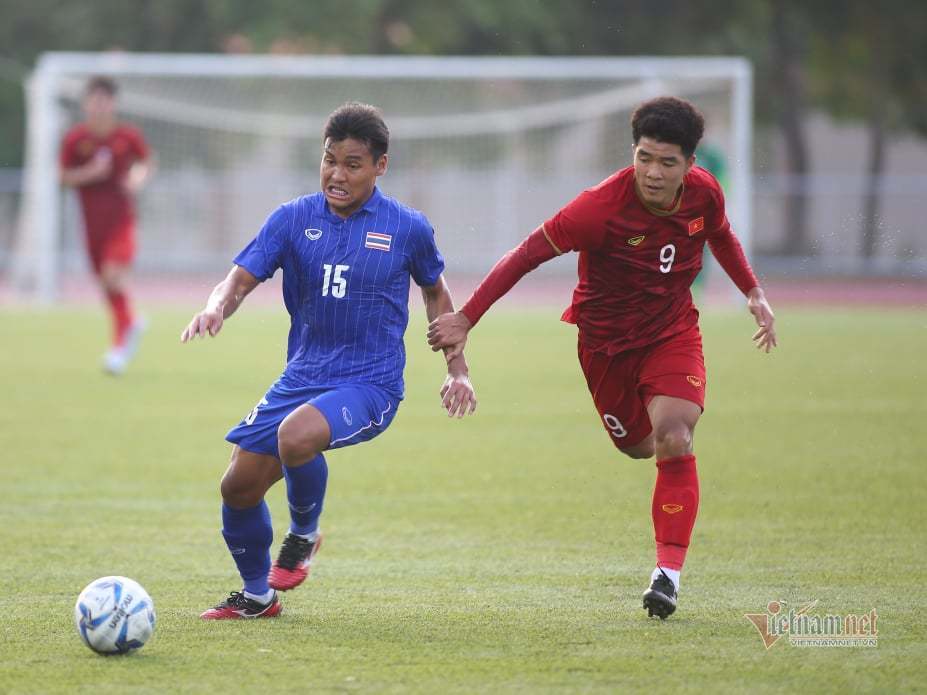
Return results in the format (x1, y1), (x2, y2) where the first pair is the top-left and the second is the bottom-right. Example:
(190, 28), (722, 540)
(181, 102), (477, 619)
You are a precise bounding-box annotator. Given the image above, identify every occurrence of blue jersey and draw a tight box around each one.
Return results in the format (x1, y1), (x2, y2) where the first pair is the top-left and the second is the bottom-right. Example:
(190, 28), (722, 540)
(233, 187), (445, 398)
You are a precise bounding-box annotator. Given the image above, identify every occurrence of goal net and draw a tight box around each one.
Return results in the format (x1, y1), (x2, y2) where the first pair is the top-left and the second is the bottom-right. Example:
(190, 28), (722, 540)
(14, 53), (752, 302)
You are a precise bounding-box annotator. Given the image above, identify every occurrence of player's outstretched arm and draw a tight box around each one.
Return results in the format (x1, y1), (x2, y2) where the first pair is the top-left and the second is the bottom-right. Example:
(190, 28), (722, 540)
(747, 287), (777, 353)
(422, 276), (477, 418)
(180, 265), (260, 343)
(428, 226), (559, 359)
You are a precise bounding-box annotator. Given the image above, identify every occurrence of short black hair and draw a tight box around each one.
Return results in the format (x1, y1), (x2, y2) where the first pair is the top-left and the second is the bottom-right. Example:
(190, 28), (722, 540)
(631, 96), (704, 158)
(85, 76), (118, 97)
(323, 102), (389, 161)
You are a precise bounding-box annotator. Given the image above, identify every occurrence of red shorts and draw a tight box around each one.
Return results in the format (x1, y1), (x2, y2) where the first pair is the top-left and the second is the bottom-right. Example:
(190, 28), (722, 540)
(85, 219), (136, 275)
(578, 323), (706, 449)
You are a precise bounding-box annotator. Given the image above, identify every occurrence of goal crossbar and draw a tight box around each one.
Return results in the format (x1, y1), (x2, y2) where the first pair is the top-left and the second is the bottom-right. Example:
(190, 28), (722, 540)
(14, 53), (752, 303)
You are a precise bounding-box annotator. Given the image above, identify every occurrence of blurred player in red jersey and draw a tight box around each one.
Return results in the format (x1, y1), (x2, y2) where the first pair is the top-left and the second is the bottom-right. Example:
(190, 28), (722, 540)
(61, 76), (152, 375)
(427, 96), (777, 620)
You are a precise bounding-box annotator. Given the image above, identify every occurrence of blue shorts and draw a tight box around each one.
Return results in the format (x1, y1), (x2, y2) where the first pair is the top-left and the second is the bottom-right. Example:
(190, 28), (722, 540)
(226, 375), (401, 458)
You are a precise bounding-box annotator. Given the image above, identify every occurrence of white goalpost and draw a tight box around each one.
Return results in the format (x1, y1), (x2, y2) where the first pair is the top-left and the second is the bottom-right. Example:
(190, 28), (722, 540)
(14, 53), (752, 303)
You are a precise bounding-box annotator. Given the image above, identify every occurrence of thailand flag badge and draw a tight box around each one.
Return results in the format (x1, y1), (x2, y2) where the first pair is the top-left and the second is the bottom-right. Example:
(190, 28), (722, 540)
(365, 232), (392, 251)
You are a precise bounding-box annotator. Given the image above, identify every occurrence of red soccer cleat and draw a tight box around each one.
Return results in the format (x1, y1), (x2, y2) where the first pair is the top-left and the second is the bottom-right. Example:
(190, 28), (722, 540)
(199, 591), (282, 620)
(268, 532), (323, 591)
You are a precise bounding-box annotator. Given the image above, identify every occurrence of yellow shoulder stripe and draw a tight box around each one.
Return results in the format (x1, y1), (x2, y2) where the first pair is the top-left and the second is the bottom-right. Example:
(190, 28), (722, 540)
(540, 224), (563, 255)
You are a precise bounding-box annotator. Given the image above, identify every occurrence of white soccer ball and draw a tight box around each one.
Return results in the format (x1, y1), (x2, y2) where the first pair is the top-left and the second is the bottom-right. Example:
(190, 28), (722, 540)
(74, 576), (156, 654)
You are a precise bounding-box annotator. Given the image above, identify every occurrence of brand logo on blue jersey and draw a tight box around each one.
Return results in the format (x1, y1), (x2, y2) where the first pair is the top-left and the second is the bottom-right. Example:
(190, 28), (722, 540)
(305, 228), (323, 241)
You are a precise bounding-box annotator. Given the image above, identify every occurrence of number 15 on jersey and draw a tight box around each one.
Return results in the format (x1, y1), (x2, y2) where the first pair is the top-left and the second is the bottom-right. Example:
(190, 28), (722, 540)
(322, 263), (349, 298)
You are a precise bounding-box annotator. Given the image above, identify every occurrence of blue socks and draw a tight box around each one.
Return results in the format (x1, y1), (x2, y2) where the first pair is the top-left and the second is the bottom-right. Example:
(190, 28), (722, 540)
(282, 453), (328, 536)
(220, 455), (326, 596)
(221, 501), (273, 596)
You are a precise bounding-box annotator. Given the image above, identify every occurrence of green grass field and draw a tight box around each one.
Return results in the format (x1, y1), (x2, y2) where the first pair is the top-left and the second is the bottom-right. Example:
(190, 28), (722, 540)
(1, 305), (925, 693)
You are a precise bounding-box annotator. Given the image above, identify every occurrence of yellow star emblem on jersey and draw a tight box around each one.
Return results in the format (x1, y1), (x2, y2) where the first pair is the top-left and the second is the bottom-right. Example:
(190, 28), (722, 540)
(627, 235), (646, 246)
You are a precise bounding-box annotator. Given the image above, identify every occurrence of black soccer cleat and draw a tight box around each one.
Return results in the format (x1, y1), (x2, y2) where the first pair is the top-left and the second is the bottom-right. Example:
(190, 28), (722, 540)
(642, 569), (677, 620)
(269, 532), (322, 591)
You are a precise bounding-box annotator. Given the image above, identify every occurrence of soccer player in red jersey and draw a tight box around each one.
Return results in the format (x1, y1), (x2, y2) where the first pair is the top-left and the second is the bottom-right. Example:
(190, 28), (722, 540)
(61, 76), (152, 375)
(427, 96), (777, 619)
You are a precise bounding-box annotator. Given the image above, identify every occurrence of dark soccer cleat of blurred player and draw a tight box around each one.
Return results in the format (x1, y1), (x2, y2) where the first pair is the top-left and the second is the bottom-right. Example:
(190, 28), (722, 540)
(60, 76), (152, 375)
(427, 96), (778, 618)
(182, 103), (477, 618)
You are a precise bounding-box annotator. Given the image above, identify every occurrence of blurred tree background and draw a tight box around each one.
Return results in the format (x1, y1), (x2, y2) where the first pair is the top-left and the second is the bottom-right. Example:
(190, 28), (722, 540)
(0, 0), (924, 262)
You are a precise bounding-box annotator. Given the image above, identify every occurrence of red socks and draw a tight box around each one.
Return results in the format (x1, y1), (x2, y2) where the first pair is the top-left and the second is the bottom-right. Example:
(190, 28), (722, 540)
(652, 454), (699, 571)
(105, 290), (133, 347)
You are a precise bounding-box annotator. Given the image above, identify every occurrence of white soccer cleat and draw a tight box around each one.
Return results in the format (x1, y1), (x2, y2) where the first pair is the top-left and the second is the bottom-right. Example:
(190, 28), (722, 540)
(102, 348), (128, 375)
(121, 317), (148, 362)
(102, 318), (147, 375)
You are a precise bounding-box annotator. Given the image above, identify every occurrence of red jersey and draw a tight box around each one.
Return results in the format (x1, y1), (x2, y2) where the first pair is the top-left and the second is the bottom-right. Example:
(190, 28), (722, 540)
(543, 166), (755, 355)
(60, 123), (149, 236)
